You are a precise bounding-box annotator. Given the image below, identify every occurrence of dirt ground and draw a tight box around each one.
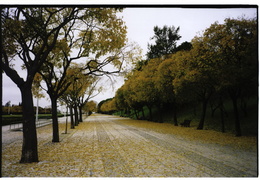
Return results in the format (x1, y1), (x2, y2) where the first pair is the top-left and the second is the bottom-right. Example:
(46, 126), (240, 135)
(2, 113), (258, 177)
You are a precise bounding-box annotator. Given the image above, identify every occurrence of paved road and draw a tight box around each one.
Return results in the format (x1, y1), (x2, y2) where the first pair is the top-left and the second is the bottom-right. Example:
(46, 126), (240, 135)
(2, 114), (258, 177)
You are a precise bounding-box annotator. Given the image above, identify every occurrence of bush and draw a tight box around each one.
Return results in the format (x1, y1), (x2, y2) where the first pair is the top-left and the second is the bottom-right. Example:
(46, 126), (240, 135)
(2, 114), (64, 126)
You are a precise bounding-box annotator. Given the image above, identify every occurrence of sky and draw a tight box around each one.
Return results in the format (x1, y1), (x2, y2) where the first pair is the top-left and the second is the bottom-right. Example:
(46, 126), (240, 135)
(2, 6), (257, 109)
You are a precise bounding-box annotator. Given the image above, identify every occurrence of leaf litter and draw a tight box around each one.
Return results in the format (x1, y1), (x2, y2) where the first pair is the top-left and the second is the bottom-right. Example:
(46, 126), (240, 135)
(2, 114), (257, 177)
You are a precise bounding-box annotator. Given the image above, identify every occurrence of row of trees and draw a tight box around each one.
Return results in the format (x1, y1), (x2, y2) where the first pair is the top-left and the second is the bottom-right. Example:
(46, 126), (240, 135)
(1, 7), (140, 163)
(99, 17), (258, 137)
(33, 62), (102, 141)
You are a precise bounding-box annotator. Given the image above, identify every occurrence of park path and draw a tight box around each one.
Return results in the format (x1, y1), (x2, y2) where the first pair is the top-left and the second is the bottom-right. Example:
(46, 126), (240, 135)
(2, 113), (258, 177)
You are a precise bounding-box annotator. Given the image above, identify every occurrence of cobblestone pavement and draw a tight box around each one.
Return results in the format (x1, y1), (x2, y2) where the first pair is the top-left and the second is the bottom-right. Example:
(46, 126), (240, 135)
(2, 114), (258, 177)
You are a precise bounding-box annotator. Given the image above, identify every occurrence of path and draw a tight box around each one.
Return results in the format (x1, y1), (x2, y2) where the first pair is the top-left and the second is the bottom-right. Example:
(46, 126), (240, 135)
(2, 114), (258, 177)
(2, 118), (63, 148)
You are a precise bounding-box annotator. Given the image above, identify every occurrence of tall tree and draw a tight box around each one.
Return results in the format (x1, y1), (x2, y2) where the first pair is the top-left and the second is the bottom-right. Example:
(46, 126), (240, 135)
(35, 8), (127, 142)
(126, 58), (162, 122)
(200, 17), (258, 136)
(83, 100), (97, 115)
(188, 36), (216, 130)
(1, 7), (79, 163)
(77, 75), (101, 122)
(156, 54), (180, 126)
(114, 85), (130, 116)
(147, 25), (181, 59)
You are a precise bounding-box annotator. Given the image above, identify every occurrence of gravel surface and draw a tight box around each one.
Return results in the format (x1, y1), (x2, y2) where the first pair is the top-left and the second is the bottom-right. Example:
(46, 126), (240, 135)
(2, 114), (258, 177)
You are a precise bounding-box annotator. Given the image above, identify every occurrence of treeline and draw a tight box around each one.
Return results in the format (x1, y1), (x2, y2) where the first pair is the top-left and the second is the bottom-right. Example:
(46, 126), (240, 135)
(99, 17), (258, 136)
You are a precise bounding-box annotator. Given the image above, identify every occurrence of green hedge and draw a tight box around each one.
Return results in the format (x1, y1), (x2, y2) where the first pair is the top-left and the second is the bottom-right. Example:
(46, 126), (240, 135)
(1, 114), (64, 126)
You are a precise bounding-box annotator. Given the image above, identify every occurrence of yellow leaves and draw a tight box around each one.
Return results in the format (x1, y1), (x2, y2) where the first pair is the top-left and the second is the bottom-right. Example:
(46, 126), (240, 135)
(78, 8), (127, 60)
(118, 118), (257, 151)
(100, 98), (117, 113)
(49, 38), (71, 66)
(84, 100), (98, 112)
(87, 60), (98, 70)
(2, 114), (257, 177)
(32, 73), (45, 98)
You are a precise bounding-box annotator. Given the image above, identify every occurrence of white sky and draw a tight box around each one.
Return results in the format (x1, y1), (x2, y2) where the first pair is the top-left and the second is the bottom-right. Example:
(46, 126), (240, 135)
(2, 6), (257, 108)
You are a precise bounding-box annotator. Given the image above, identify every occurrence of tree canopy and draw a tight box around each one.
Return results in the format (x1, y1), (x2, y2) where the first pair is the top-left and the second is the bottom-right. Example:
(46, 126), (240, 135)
(1, 7), (132, 163)
(146, 25), (181, 59)
(106, 17), (257, 136)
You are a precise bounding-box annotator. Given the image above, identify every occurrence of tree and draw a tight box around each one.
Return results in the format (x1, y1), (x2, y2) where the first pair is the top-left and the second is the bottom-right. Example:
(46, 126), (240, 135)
(199, 17), (258, 136)
(83, 100), (97, 115)
(187, 36), (216, 130)
(125, 58), (162, 122)
(59, 90), (75, 129)
(4, 101), (11, 107)
(176, 41), (192, 52)
(157, 55), (179, 125)
(34, 8), (127, 142)
(99, 98), (117, 114)
(77, 75), (101, 121)
(121, 74), (146, 119)
(146, 25), (181, 59)
(98, 98), (112, 113)
(1, 8), (80, 163)
(173, 17), (257, 134)
(32, 73), (45, 100)
(114, 85), (132, 117)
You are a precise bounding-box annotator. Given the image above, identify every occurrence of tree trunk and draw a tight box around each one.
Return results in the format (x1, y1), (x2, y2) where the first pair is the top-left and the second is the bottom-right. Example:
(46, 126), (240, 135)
(134, 109), (139, 119)
(193, 103), (197, 116)
(173, 103), (178, 126)
(141, 107), (145, 119)
(51, 97), (59, 142)
(79, 106), (83, 122)
(0, 20), (2, 176)
(147, 105), (153, 121)
(158, 105), (163, 123)
(211, 104), (219, 118)
(240, 97), (248, 117)
(197, 99), (208, 130)
(19, 84), (39, 163)
(231, 96), (242, 136)
(70, 106), (75, 129)
(65, 107), (68, 134)
(219, 97), (225, 133)
(74, 106), (79, 126)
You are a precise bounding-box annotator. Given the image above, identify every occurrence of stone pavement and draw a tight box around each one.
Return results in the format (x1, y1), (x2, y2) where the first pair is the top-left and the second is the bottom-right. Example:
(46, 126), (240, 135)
(1, 114), (258, 177)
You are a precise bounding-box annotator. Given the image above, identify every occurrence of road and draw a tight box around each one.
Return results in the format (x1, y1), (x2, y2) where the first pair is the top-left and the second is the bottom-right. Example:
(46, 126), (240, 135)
(2, 114), (258, 177)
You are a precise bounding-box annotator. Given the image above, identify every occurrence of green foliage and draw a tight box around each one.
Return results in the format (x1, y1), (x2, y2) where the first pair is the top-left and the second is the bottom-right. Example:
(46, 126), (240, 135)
(147, 25), (181, 59)
(2, 114), (64, 126)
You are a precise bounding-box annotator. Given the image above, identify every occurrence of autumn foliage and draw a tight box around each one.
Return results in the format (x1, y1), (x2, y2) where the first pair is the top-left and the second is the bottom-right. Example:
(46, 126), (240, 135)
(99, 17), (258, 136)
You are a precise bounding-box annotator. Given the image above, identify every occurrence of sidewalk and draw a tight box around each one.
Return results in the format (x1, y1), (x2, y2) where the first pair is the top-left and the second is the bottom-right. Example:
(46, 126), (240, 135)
(1, 114), (258, 177)
(2, 116), (68, 147)
(3, 116), (68, 131)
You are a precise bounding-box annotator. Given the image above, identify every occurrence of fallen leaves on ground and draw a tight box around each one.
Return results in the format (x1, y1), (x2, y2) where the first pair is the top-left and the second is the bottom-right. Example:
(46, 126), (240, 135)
(2, 114), (257, 177)
(116, 117), (257, 151)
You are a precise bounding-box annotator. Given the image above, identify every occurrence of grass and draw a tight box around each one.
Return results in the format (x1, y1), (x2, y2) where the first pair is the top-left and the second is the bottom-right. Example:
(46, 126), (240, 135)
(113, 97), (258, 137)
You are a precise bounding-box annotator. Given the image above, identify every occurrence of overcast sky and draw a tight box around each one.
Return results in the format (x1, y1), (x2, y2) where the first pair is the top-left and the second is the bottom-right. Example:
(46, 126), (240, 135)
(2, 6), (257, 108)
